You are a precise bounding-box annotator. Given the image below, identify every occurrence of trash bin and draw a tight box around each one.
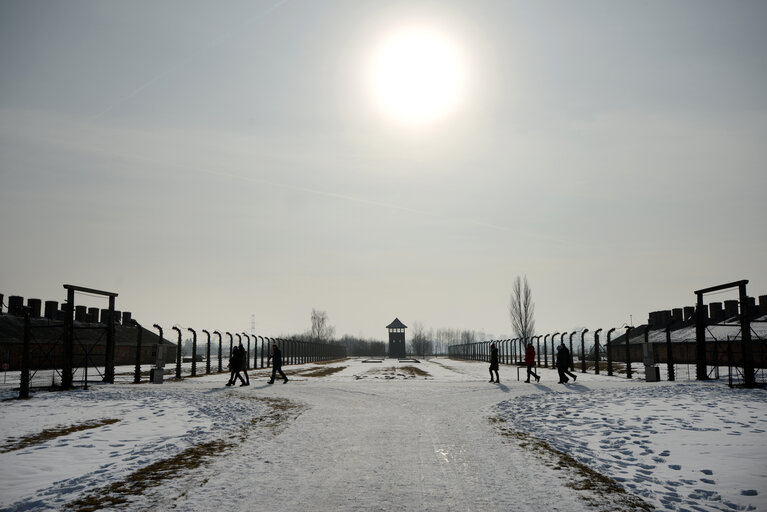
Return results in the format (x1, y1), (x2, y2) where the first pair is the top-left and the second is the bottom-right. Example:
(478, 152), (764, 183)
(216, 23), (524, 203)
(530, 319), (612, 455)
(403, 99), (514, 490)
(150, 368), (164, 384)
(645, 365), (660, 382)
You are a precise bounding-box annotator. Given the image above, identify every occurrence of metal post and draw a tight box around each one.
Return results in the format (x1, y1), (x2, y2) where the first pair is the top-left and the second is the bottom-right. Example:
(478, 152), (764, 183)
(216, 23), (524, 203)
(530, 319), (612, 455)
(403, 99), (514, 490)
(20, 313), (31, 399)
(536, 337), (541, 367)
(188, 328), (197, 377)
(551, 334), (557, 368)
(606, 328), (616, 376)
(580, 329), (589, 373)
(63, 287), (75, 389)
(258, 336), (264, 368)
(172, 326), (183, 379)
(134, 324), (143, 384)
(549, 333), (557, 368)
(242, 333), (250, 370)
(695, 292), (708, 381)
(593, 328), (602, 374)
(624, 326), (633, 379)
(214, 331), (222, 372)
(739, 282), (756, 388)
(226, 332), (233, 362)
(569, 331), (576, 371)
(202, 329), (211, 375)
(105, 294), (116, 384)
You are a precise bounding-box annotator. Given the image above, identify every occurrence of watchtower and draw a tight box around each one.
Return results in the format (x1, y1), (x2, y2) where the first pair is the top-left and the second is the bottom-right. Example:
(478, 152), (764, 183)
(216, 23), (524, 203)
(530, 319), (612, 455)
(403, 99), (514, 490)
(387, 318), (407, 359)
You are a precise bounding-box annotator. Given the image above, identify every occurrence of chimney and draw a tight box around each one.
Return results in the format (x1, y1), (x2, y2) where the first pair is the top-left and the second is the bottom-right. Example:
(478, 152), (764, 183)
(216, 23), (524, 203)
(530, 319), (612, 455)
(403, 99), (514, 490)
(75, 305), (88, 322)
(671, 308), (683, 324)
(708, 302), (723, 323)
(0, 293), (4, 314)
(8, 296), (24, 316)
(87, 307), (99, 323)
(724, 300), (739, 319)
(113, 311), (122, 325)
(746, 296), (759, 318)
(760, 295), (767, 316)
(45, 301), (59, 319)
(27, 298), (42, 318)
(683, 306), (696, 322)
(100, 309), (111, 324)
(122, 311), (132, 325)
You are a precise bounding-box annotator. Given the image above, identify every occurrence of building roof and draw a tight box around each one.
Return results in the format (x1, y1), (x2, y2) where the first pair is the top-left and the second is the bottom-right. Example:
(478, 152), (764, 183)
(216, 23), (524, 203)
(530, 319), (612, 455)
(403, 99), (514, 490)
(386, 318), (407, 329)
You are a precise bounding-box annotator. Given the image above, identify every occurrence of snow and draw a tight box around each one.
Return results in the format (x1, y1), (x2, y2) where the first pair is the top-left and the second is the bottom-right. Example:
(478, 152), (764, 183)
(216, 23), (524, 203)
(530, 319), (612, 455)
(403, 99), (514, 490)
(1, 358), (765, 511)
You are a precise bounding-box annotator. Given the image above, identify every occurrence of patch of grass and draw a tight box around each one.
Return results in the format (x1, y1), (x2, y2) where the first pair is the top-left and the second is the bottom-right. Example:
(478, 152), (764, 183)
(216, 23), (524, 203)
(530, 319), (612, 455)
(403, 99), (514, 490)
(294, 366), (347, 378)
(0, 418), (121, 454)
(429, 360), (463, 373)
(66, 439), (233, 512)
(399, 366), (430, 377)
(490, 417), (652, 511)
(66, 396), (304, 511)
(366, 366), (431, 378)
(311, 357), (349, 365)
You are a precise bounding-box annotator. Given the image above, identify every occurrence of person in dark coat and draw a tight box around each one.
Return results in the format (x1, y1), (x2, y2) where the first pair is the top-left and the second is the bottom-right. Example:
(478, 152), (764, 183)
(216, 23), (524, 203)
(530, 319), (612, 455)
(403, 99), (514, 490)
(489, 343), (500, 383)
(525, 341), (540, 383)
(226, 344), (247, 386)
(239, 343), (250, 386)
(557, 342), (576, 384)
(268, 343), (288, 384)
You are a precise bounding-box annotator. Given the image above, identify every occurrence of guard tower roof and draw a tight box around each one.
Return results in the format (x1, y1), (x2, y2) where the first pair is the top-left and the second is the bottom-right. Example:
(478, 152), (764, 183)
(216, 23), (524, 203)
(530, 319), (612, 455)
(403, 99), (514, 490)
(386, 318), (407, 329)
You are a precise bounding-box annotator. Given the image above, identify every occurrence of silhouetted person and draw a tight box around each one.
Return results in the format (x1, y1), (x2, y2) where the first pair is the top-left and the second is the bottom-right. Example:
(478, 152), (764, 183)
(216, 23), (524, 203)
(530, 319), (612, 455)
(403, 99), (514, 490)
(489, 342), (500, 383)
(239, 343), (250, 386)
(268, 343), (288, 384)
(227, 344), (246, 386)
(557, 343), (576, 384)
(525, 341), (540, 383)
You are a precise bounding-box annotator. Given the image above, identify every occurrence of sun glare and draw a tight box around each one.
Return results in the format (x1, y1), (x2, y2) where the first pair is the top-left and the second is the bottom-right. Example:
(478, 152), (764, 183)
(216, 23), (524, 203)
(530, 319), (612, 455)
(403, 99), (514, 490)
(369, 26), (466, 126)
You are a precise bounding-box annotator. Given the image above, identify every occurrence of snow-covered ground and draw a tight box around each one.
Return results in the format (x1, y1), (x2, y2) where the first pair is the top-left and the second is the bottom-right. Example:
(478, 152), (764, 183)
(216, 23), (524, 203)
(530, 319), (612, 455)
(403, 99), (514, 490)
(1, 358), (765, 511)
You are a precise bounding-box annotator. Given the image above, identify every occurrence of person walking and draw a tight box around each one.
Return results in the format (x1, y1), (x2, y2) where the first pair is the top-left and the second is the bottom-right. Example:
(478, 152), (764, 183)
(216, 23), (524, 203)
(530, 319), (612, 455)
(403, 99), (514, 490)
(489, 342), (500, 383)
(557, 342), (576, 384)
(268, 343), (288, 384)
(525, 340), (540, 383)
(239, 343), (250, 386)
(226, 343), (246, 386)
(563, 342), (577, 382)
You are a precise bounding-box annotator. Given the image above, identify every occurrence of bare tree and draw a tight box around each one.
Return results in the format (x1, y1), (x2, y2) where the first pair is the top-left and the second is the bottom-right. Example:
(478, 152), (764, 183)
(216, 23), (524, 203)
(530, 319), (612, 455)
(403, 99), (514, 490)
(310, 309), (335, 343)
(410, 322), (433, 357)
(509, 275), (535, 340)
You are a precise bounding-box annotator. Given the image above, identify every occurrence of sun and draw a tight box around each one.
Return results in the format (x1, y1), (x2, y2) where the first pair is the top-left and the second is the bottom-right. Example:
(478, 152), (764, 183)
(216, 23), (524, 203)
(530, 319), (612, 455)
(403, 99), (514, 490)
(368, 26), (466, 126)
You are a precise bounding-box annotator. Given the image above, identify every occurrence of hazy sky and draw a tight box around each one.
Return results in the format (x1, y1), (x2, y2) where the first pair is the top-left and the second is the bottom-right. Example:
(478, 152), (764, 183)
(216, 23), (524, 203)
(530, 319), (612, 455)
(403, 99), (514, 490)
(1, 1), (765, 341)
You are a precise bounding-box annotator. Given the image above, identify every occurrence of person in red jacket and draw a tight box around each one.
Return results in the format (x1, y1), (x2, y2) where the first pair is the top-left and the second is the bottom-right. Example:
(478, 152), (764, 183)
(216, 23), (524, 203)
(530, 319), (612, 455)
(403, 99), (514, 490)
(525, 340), (540, 383)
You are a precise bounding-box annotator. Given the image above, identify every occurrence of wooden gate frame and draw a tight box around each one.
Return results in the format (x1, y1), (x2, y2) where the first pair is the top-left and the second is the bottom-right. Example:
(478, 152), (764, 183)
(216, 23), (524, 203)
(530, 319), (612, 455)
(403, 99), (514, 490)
(694, 280), (754, 387)
(62, 284), (118, 388)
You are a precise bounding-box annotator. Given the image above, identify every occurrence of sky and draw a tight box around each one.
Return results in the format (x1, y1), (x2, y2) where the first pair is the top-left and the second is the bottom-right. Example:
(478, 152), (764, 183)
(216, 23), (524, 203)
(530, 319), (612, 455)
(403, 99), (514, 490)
(1, 0), (766, 341)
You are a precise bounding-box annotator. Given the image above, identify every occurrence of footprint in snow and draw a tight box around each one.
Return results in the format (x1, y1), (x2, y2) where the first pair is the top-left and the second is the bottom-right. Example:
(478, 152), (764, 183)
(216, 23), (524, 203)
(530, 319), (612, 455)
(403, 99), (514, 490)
(700, 469), (713, 475)
(669, 464), (682, 470)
